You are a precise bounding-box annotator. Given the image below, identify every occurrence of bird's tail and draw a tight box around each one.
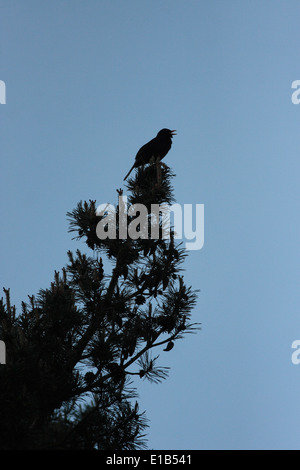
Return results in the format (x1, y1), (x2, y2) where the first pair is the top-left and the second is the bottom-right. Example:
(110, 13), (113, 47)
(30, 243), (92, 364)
(124, 163), (135, 181)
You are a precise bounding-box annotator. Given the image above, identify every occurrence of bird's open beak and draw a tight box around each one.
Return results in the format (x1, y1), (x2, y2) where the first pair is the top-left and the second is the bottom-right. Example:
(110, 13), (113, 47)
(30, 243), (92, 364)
(171, 130), (177, 135)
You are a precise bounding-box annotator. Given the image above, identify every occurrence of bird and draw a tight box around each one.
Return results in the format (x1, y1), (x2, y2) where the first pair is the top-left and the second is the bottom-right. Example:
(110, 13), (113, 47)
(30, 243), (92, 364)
(124, 128), (176, 181)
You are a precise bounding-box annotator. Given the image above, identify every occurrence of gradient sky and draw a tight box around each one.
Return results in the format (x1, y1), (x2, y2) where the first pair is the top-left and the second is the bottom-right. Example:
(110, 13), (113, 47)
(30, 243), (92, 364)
(1, 0), (300, 450)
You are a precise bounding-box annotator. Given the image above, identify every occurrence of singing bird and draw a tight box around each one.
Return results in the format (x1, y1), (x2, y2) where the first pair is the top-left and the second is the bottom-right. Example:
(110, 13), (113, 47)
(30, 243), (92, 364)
(124, 128), (176, 181)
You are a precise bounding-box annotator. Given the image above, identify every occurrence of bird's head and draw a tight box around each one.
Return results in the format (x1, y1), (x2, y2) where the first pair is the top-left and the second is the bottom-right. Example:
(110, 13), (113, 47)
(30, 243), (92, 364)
(157, 128), (177, 139)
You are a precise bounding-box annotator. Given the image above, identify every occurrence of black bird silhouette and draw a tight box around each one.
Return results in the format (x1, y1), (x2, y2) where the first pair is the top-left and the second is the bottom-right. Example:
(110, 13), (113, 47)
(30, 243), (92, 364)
(124, 128), (176, 181)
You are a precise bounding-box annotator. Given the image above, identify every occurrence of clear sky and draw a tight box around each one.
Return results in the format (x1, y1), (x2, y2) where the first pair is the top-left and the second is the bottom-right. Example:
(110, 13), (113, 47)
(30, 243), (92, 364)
(1, 0), (300, 450)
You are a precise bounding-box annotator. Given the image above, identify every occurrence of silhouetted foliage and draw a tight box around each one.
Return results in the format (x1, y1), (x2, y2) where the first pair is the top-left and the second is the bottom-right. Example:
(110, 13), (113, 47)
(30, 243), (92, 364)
(0, 163), (199, 449)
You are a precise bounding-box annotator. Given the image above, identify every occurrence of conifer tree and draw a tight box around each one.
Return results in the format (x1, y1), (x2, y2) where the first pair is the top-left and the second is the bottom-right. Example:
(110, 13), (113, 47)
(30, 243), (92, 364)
(0, 163), (199, 450)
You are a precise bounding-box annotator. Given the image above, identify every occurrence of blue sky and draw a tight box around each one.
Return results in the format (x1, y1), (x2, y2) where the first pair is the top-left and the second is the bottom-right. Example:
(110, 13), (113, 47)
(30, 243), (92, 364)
(1, 0), (300, 450)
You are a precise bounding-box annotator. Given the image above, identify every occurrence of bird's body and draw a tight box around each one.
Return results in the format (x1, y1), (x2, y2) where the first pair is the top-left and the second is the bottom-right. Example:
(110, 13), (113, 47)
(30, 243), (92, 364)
(124, 128), (176, 180)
